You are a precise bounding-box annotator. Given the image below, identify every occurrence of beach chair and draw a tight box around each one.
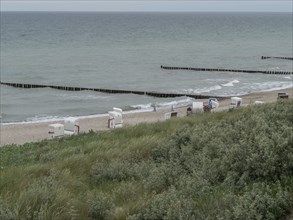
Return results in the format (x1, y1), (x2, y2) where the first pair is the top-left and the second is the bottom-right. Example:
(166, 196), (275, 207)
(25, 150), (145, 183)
(64, 118), (80, 136)
(48, 123), (64, 139)
(230, 97), (242, 109)
(278, 93), (289, 99)
(108, 111), (123, 128)
(171, 112), (178, 117)
(209, 99), (219, 109)
(164, 111), (177, 120)
(192, 101), (204, 114)
(164, 112), (171, 120)
(187, 106), (192, 116)
(113, 108), (123, 125)
(202, 98), (219, 113)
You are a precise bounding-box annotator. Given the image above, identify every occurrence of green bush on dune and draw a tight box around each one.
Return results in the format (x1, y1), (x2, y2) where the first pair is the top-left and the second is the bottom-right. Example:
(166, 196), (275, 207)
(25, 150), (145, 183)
(0, 100), (292, 220)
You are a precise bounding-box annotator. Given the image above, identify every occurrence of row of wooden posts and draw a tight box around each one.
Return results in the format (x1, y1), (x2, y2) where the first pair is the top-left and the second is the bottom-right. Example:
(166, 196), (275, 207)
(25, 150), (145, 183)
(161, 56), (292, 74)
(160, 65), (292, 75)
(261, 56), (293, 60)
(2, 60), (291, 99)
(0, 81), (228, 100)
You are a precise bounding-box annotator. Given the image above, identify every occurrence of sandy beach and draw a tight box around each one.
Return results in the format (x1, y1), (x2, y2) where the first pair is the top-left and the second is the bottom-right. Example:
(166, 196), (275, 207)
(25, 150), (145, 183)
(1, 88), (292, 147)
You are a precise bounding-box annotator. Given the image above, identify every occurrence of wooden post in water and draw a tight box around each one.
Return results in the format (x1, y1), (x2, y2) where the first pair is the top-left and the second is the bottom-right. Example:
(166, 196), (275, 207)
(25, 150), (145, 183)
(160, 65), (292, 75)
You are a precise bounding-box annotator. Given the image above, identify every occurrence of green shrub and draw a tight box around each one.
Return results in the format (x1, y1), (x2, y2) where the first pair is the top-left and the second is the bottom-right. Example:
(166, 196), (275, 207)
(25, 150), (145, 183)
(87, 192), (114, 220)
(222, 182), (293, 220)
(128, 187), (196, 220)
(0, 197), (20, 220)
(1, 100), (293, 220)
(90, 159), (152, 183)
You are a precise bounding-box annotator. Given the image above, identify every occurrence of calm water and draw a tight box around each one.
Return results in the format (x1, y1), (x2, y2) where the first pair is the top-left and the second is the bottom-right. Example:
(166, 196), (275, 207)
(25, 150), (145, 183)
(1, 12), (292, 123)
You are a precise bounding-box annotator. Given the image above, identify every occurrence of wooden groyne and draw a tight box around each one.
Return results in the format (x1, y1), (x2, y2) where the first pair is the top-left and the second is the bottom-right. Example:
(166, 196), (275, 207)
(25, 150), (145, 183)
(261, 56), (293, 61)
(0, 81), (228, 100)
(161, 65), (292, 75)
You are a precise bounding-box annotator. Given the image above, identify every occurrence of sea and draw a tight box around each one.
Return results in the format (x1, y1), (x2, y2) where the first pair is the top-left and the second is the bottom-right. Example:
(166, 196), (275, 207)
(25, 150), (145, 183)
(1, 12), (292, 124)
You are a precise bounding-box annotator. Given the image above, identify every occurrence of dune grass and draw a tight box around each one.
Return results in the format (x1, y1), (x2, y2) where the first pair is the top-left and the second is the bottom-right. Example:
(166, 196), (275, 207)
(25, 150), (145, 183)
(0, 100), (293, 220)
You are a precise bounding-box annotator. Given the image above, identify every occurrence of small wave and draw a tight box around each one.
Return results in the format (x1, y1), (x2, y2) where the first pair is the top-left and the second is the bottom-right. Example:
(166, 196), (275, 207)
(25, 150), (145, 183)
(158, 98), (194, 107)
(57, 92), (111, 100)
(131, 103), (153, 110)
(222, 80), (240, 87)
(1, 115), (65, 125)
(189, 85), (222, 94)
(284, 76), (292, 80)
(131, 98), (194, 111)
(1, 112), (111, 125)
(235, 81), (293, 96)
(180, 85), (222, 94)
(259, 82), (293, 93)
(268, 67), (280, 70)
(25, 115), (65, 122)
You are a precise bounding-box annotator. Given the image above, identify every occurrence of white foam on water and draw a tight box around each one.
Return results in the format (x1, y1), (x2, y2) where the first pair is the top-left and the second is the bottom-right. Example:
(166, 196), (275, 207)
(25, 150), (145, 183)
(231, 82), (293, 96)
(222, 79), (240, 87)
(259, 82), (293, 93)
(1, 115), (66, 125)
(0, 113), (111, 126)
(57, 92), (112, 100)
(268, 67), (280, 70)
(131, 97), (194, 110)
(182, 85), (222, 94)
(131, 103), (153, 110)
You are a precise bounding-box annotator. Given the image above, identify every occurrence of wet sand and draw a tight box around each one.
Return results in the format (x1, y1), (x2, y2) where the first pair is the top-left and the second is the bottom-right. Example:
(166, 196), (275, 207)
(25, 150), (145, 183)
(1, 88), (292, 147)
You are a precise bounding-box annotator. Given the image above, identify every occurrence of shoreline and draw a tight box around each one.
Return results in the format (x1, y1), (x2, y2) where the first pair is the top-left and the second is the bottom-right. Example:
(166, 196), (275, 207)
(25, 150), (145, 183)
(1, 87), (292, 147)
(1, 84), (292, 126)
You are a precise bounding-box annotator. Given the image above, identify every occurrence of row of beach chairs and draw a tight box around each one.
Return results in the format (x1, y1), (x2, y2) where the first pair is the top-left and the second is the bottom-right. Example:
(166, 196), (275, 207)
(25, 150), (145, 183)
(48, 92), (288, 138)
(48, 107), (124, 139)
(48, 117), (80, 139)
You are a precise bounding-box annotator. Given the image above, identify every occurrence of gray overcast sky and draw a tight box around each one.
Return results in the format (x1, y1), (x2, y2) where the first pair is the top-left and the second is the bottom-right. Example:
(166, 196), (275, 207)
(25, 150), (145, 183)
(1, 1), (292, 12)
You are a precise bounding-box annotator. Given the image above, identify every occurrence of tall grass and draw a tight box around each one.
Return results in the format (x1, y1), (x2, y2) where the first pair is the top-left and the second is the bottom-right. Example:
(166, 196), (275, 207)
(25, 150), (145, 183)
(1, 100), (292, 219)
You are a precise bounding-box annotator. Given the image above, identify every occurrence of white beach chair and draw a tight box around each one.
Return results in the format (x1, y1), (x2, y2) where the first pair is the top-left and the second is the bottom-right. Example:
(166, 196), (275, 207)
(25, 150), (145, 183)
(48, 123), (64, 139)
(164, 112), (171, 120)
(192, 101), (204, 114)
(108, 111), (123, 128)
(209, 100), (219, 109)
(164, 111), (177, 120)
(230, 97), (242, 109)
(64, 118), (80, 136)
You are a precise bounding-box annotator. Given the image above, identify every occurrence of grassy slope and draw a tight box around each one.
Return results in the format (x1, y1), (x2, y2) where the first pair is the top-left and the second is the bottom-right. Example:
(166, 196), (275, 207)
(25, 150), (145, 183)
(0, 100), (293, 220)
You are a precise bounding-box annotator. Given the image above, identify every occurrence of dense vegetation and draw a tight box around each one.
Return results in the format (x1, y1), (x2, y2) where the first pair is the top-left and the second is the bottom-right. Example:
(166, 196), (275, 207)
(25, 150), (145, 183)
(1, 100), (293, 220)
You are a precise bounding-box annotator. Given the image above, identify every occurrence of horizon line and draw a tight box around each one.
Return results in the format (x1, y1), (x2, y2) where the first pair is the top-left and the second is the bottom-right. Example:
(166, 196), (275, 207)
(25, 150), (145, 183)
(1, 10), (291, 12)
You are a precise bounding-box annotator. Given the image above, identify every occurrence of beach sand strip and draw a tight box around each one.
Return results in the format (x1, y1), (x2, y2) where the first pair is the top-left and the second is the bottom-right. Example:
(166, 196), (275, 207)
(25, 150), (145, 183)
(1, 88), (292, 147)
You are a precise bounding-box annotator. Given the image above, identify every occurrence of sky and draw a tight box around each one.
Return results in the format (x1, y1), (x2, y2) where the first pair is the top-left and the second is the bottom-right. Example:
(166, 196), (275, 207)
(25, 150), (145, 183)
(0, 1), (292, 12)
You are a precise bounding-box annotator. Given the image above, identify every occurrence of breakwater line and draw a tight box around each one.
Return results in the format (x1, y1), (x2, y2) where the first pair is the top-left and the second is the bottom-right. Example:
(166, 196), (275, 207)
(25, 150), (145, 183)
(261, 56), (293, 61)
(0, 81), (228, 100)
(161, 65), (292, 75)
